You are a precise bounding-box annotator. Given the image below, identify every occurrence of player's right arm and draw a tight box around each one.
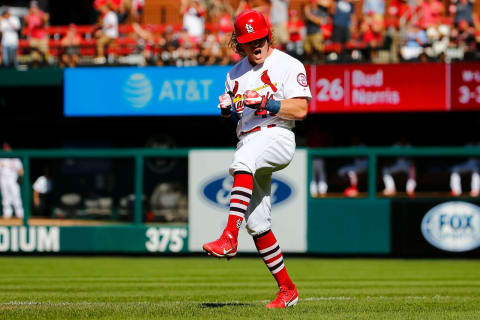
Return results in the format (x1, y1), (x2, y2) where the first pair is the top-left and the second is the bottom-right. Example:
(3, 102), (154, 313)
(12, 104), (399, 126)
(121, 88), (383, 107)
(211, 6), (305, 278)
(218, 79), (233, 118)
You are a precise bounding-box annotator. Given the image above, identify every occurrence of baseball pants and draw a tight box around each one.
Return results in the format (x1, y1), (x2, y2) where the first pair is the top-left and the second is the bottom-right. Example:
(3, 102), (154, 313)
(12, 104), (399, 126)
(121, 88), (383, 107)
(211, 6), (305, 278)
(0, 179), (24, 218)
(229, 126), (295, 236)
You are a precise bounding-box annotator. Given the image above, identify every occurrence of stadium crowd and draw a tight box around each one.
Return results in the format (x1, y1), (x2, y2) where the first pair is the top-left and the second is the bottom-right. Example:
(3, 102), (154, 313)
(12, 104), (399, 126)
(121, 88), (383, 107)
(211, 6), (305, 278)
(0, 0), (479, 67)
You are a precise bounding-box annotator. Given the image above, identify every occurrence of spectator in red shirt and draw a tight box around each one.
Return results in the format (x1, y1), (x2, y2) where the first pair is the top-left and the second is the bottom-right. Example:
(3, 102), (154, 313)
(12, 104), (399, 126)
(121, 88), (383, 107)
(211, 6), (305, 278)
(286, 9), (305, 59)
(388, 0), (415, 29)
(24, 1), (50, 67)
(360, 12), (384, 60)
(418, 0), (445, 29)
(218, 11), (234, 34)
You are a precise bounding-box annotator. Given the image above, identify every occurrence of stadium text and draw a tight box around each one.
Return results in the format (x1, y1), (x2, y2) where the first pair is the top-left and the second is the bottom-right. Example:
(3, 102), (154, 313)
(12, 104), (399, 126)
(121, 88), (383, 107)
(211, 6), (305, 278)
(352, 70), (383, 87)
(351, 69), (400, 106)
(158, 80), (213, 102)
(0, 227), (60, 252)
(421, 201), (480, 252)
(145, 227), (187, 252)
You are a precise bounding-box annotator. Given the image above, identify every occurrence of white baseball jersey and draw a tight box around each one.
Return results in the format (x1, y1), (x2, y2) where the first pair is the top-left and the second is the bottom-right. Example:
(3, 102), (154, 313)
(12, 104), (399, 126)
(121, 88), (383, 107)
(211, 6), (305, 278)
(33, 175), (52, 194)
(0, 158), (24, 218)
(225, 49), (311, 236)
(0, 158), (23, 181)
(225, 49), (312, 137)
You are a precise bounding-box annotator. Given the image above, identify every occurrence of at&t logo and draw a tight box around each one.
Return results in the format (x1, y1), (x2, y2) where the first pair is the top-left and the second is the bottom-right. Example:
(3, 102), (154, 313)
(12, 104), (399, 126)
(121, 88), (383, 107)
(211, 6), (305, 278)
(201, 174), (293, 209)
(123, 73), (153, 108)
(421, 201), (480, 252)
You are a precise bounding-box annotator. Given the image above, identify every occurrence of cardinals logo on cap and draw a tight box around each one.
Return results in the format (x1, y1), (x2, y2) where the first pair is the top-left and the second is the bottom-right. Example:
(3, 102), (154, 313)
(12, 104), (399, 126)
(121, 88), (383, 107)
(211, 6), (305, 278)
(245, 24), (254, 33)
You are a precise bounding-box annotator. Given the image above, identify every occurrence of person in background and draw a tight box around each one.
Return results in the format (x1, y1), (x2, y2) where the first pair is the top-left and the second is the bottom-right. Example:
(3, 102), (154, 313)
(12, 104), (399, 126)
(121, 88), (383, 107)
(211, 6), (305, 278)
(332, 0), (357, 54)
(0, 142), (24, 219)
(33, 168), (53, 217)
(132, 22), (163, 66)
(60, 24), (82, 68)
(450, 143), (480, 197)
(270, 0), (289, 50)
(338, 137), (367, 197)
(24, 1), (50, 67)
(180, 0), (206, 45)
(382, 139), (417, 197)
(131, 0), (145, 23)
(94, 3), (118, 64)
(451, 0), (474, 27)
(0, 7), (21, 68)
(307, 123), (332, 197)
(286, 9), (306, 60)
(303, 0), (329, 63)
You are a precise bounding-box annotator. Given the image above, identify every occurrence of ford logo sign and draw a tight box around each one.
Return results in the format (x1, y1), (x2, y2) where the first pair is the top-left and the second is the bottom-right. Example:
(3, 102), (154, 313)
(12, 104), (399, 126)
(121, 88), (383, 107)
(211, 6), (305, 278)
(421, 201), (480, 252)
(201, 175), (293, 209)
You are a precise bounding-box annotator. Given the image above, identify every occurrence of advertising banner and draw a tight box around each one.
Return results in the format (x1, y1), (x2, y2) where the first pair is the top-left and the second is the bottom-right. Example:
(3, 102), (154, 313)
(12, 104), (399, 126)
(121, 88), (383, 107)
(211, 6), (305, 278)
(64, 62), (480, 116)
(450, 62), (480, 111)
(64, 66), (229, 116)
(391, 199), (480, 257)
(0, 226), (188, 253)
(309, 63), (446, 113)
(188, 149), (307, 253)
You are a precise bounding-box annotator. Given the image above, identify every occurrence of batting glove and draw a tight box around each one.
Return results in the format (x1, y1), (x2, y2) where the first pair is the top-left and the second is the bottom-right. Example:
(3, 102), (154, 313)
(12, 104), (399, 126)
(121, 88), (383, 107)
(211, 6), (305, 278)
(218, 93), (232, 117)
(243, 90), (268, 117)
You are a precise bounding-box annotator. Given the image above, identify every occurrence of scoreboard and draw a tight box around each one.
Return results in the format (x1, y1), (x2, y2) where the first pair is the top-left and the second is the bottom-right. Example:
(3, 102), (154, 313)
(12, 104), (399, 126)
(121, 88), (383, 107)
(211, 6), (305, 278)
(307, 62), (480, 113)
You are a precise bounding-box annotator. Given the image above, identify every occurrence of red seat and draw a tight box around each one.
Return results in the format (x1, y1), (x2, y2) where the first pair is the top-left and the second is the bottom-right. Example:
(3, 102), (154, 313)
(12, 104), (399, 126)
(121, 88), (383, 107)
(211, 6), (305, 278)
(324, 42), (342, 53)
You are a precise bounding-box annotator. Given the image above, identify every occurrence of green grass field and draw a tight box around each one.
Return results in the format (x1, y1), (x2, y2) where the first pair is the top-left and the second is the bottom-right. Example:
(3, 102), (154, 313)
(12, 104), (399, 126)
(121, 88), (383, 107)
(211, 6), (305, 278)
(0, 257), (479, 319)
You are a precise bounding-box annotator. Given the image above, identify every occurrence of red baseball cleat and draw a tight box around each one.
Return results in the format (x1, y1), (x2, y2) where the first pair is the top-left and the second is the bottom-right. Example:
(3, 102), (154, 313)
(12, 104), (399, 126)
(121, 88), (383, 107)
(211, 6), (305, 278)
(450, 190), (462, 197)
(344, 186), (359, 197)
(203, 230), (238, 259)
(266, 284), (299, 309)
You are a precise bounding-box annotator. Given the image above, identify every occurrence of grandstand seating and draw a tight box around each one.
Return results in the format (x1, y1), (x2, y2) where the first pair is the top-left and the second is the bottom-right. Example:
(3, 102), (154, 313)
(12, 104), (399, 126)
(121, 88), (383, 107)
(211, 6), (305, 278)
(14, 23), (214, 62)
(14, 22), (376, 63)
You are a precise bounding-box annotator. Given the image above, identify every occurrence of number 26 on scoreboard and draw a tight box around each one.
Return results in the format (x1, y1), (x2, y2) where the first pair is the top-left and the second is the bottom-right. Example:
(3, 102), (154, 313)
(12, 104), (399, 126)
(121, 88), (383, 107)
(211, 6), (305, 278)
(316, 78), (344, 102)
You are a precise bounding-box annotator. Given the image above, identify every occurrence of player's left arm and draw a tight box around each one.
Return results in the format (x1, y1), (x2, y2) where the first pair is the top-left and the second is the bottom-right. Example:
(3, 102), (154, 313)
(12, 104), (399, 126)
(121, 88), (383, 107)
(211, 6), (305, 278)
(273, 97), (308, 120)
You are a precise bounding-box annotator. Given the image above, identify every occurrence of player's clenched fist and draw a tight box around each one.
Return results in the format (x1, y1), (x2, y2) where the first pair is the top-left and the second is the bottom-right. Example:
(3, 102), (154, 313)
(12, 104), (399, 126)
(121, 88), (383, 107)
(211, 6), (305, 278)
(243, 90), (267, 109)
(218, 93), (233, 117)
(243, 90), (268, 117)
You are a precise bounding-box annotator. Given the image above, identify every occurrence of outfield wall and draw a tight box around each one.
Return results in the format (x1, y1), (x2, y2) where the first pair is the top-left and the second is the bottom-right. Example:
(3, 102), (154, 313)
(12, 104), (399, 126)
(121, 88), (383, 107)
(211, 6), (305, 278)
(1, 147), (480, 257)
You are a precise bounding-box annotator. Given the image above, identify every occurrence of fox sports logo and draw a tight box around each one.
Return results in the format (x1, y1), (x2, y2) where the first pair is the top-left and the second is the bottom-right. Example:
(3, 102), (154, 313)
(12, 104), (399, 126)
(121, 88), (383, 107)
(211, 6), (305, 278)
(201, 175), (293, 208)
(421, 201), (480, 252)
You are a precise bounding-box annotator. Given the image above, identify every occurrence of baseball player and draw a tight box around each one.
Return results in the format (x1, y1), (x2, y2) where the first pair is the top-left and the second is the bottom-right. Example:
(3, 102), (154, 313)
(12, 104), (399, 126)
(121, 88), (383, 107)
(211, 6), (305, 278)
(449, 143), (480, 197)
(382, 139), (416, 197)
(202, 10), (311, 308)
(0, 143), (24, 219)
(338, 138), (367, 197)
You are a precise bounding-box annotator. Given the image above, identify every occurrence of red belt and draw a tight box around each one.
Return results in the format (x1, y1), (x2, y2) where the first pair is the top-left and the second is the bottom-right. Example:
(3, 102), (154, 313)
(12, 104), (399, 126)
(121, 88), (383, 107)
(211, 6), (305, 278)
(240, 124), (276, 136)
